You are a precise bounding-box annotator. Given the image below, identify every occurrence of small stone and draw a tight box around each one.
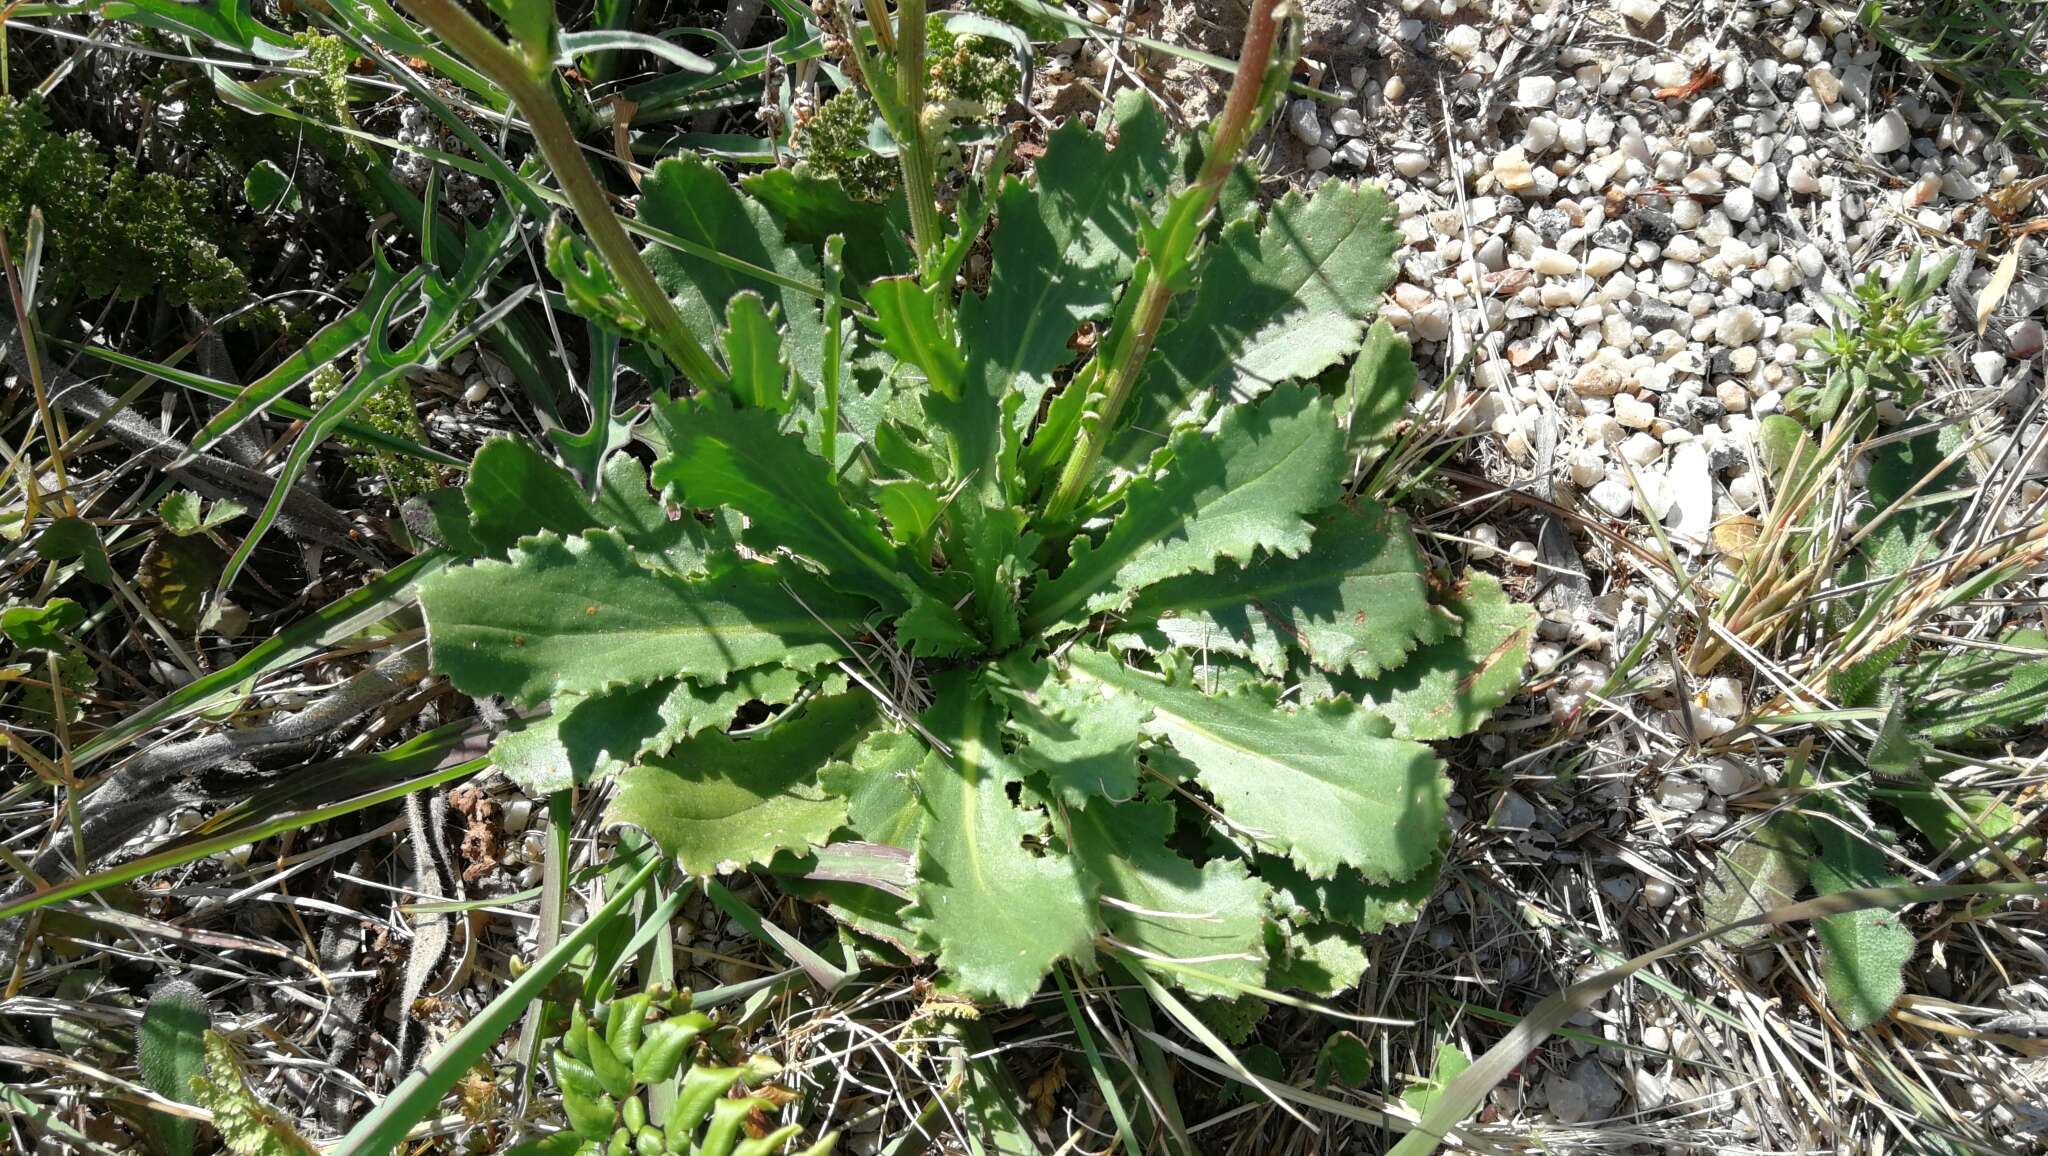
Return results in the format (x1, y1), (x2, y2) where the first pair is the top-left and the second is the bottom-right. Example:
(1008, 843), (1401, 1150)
(1329, 106), (1366, 137)
(1722, 186), (1756, 222)
(1523, 115), (1561, 155)
(1334, 139), (1373, 168)
(1714, 306), (1765, 345)
(1716, 380), (1751, 412)
(1788, 155), (1822, 193)
(1443, 24), (1483, 60)
(1589, 478), (1636, 517)
(1630, 208), (1677, 243)
(1390, 144), (1431, 177)
(1700, 675), (1745, 719)
(1656, 778), (1707, 813)
(1750, 163), (1783, 203)
(1806, 65), (1843, 105)
(1491, 146), (1536, 191)
(1529, 246), (1580, 276)
(1971, 349), (2006, 387)
(1866, 110), (1911, 154)
(1614, 392), (1656, 429)
(1384, 74), (1407, 103)
(1666, 442), (1713, 544)
(1305, 145), (1332, 172)
(1574, 353), (1632, 396)
(1702, 757), (1750, 795)
(2007, 319), (2045, 359)
(1620, 432), (1665, 465)
(1494, 789), (1539, 829)
(1518, 75), (1558, 107)
(1682, 166), (1724, 195)
(1584, 247), (1626, 278)
(1642, 876), (1677, 907)
(1616, 0), (1661, 24)
(1286, 99), (1323, 147)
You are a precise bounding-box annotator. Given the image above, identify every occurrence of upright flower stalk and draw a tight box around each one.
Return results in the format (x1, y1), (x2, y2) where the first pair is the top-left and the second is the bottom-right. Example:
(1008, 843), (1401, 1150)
(396, 0), (728, 390)
(1042, 0), (1295, 523)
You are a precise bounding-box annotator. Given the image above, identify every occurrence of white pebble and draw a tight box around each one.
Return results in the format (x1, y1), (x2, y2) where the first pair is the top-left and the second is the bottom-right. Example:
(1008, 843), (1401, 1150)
(1518, 75), (1557, 107)
(1866, 110), (1911, 154)
(1970, 349), (2006, 388)
(1287, 99), (1322, 147)
(1620, 431), (1665, 465)
(1329, 107), (1366, 137)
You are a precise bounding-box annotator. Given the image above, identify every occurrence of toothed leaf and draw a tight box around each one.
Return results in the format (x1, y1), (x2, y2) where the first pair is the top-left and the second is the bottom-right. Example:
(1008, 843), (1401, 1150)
(653, 393), (918, 610)
(638, 154), (825, 383)
(1067, 648), (1446, 883)
(608, 692), (874, 874)
(1001, 656), (1145, 806)
(721, 290), (794, 411)
(907, 676), (1096, 1005)
(1117, 503), (1447, 678)
(820, 728), (927, 847)
(490, 666), (809, 794)
(1343, 574), (1537, 740)
(1109, 179), (1400, 468)
(1070, 793), (1270, 996)
(419, 529), (863, 708)
(1026, 384), (1344, 633)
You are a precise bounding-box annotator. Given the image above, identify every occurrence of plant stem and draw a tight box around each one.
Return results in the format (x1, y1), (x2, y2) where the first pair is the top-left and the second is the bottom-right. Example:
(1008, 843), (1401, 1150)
(892, 0), (944, 266)
(396, 0), (728, 391)
(1041, 0), (1289, 523)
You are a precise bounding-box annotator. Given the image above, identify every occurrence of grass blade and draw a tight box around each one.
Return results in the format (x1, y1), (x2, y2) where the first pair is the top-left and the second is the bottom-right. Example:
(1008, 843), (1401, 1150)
(338, 849), (661, 1155)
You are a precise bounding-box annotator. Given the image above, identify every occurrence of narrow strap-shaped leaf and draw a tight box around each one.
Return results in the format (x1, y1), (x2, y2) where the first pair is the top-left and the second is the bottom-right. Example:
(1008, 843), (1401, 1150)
(556, 28), (716, 73)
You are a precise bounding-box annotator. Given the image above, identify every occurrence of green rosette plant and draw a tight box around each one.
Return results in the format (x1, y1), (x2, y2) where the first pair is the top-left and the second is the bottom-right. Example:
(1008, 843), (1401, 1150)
(411, 0), (1536, 1006)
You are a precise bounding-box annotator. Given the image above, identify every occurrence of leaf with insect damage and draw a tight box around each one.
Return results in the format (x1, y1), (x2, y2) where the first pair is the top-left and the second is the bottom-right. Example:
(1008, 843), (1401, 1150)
(607, 692), (874, 874)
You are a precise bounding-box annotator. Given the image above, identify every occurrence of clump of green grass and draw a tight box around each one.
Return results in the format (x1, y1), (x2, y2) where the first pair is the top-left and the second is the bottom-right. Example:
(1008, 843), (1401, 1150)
(1859, 0), (2048, 148)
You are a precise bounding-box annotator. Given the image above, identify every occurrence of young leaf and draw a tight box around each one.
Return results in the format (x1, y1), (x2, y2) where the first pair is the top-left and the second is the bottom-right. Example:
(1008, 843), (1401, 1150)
(1026, 384), (1345, 632)
(1117, 503), (1447, 679)
(1342, 573), (1536, 741)
(1068, 649), (1445, 883)
(908, 675), (1097, 1005)
(1700, 814), (1811, 946)
(139, 980), (209, 1156)
(740, 167), (914, 288)
(819, 728), (927, 848)
(189, 1032), (318, 1156)
(653, 394), (919, 610)
(1108, 179), (1399, 468)
(419, 530), (866, 707)
(1070, 792), (1269, 995)
(864, 276), (966, 400)
(464, 436), (602, 555)
(720, 291), (795, 411)
(1000, 657), (1145, 806)
(1807, 810), (1912, 1029)
(1342, 319), (1415, 454)
(1, 597), (85, 651)
(942, 88), (1171, 480)
(607, 692), (874, 874)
